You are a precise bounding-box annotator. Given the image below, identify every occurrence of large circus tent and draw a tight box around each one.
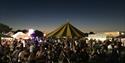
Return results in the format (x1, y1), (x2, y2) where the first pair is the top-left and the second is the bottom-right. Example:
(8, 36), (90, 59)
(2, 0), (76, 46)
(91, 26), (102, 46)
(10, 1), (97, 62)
(47, 22), (87, 38)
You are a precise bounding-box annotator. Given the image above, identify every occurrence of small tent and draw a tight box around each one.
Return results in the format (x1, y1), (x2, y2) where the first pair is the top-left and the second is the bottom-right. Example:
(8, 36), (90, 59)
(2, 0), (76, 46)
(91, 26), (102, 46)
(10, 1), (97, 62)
(12, 32), (30, 39)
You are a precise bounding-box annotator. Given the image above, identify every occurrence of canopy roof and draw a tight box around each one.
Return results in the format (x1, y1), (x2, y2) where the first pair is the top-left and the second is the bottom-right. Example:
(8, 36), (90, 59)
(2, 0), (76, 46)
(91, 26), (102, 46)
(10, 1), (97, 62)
(47, 22), (86, 38)
(12, 32), (30, 39)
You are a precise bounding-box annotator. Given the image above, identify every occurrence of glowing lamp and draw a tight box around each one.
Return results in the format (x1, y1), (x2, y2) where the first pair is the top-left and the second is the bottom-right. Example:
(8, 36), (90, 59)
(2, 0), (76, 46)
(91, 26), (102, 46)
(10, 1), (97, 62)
(44, 33), (46, 37)
(28, 29), (35, 36)
(121, 33), (124, 35)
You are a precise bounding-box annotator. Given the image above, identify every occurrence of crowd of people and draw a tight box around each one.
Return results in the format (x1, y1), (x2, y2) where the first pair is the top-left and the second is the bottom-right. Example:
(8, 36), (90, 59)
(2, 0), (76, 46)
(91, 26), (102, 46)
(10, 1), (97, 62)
(0, 37), (125, 63)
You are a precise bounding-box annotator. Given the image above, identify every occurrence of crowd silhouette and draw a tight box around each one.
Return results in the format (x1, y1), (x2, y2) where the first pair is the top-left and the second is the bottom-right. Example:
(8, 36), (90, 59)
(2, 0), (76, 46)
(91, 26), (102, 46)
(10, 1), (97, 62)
(0, 38), (125, 63)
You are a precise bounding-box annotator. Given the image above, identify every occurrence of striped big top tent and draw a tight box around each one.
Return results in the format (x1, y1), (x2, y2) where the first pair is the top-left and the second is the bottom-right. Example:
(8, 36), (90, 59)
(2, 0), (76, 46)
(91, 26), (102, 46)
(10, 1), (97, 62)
(47, 22), (86, 38)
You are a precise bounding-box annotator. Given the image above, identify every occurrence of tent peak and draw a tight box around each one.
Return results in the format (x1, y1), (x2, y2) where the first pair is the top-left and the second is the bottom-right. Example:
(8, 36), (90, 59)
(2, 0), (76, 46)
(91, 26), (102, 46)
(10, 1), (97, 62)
(65, 22), (71, 24)
(65, 18), (71, 23)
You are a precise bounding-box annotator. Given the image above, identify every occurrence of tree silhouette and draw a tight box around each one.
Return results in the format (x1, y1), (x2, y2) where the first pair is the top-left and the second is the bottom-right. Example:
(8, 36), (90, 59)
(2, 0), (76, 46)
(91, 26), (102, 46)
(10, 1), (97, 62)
(89, 32), (95, 34)
(0, 23), (12, 33)
(34, 30), (43, 37)
(0, 23), (12, 44)
(14, 29), (28, 34)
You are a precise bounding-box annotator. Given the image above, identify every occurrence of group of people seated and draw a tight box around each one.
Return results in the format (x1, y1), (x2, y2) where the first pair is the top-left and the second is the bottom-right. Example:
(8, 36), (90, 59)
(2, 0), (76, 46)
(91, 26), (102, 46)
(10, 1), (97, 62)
(0, 37), (125, 63)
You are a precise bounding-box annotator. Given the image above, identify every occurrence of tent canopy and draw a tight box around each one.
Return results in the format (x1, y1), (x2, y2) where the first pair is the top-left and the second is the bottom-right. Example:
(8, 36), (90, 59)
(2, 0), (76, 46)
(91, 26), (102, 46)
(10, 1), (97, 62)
(12, 32), (30, 39)
(47, 22), (86, 38)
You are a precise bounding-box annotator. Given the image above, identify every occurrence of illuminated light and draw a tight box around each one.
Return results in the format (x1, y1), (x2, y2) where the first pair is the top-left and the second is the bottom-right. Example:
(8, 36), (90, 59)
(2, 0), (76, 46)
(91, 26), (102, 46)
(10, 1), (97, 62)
(24, 37), (30, 39)
(108, 45), (112, 49)
(121, 33), (124, 35)
(44, 33), (46, 37)
(12, 32), (25, 38)
(105, 32), (120, 37)
(28, 29), (35, 36)
(87, 33), (107, 41)
(1, 37), (12, 40)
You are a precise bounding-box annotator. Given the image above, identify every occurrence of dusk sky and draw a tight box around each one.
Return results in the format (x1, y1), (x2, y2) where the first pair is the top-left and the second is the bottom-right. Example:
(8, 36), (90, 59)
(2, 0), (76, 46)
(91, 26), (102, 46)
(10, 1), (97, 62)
(0, 0), (125, 33)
